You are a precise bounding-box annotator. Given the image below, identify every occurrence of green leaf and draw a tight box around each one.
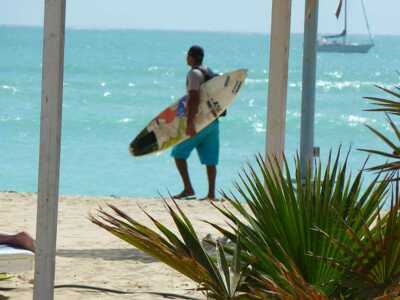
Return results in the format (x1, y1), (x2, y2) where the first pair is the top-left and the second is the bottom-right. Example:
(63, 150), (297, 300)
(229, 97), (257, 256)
(0, 273), (12, 281)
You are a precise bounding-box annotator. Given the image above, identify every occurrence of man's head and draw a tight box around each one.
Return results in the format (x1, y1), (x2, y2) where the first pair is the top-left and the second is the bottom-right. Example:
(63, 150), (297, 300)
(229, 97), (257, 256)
(187, 45), (204, 66)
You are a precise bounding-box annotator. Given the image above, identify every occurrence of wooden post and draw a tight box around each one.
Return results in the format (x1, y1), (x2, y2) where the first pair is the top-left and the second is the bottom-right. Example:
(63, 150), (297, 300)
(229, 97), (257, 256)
(265, 0), (292, 165)
(33, 0), (66, 299)
(300, 0), (319, 177)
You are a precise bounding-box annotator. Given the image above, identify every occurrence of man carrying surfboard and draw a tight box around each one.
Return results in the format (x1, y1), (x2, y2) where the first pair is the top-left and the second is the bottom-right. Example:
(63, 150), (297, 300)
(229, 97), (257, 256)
(171, 45), (219, 201)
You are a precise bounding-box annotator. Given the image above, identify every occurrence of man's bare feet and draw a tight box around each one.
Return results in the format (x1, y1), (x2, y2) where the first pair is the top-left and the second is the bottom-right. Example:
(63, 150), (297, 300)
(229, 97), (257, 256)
(0, 232), (35, 252)
(172, 190), (196, 200)
(14, 232), (35, 252)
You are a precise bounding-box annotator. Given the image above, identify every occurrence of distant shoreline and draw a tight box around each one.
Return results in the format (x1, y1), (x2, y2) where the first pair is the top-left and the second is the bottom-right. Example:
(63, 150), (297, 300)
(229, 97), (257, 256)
(2, 24), (400, 37)
(0, 190), (161, 200)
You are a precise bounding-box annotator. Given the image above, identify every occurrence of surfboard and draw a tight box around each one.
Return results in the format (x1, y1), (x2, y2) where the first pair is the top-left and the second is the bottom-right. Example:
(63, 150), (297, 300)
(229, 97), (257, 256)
(130, 69), (247, 156)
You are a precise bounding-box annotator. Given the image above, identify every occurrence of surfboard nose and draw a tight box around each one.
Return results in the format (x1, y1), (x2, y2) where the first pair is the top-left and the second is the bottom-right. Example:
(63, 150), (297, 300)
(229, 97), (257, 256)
(129, 143), (140, 156)
(129, 129), (158, 156)
(234, 68), (248, 76)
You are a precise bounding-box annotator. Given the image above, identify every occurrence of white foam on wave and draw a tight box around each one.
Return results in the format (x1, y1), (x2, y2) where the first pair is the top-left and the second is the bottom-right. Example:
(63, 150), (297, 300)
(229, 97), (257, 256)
(287, 111), (300, 119)
(253, 121), (265, 133)
(164, 71), (175, 77)
(100, 82), (106, 87)
(2, 85), (18, 94)
(341, 114), (376, 127)
(288, 80), (398, 91)
(286, 111), (325, 120)
(128, 82), (136, 87)
(148, 66), (159, 72)
(0, 116), (21, 122)
(118, 118), (133, 123)
(246, 78), (268, 84)
(288, 82), (300, 89)
(318, 80), (361, 91)
(325, 71), (343, 79)
(103, 91), (111, 97)
(247, 114), (266, 133)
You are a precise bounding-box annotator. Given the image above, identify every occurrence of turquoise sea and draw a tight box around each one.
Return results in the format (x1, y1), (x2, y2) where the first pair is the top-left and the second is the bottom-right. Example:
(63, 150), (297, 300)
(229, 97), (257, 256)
(1, 26), (400, 197)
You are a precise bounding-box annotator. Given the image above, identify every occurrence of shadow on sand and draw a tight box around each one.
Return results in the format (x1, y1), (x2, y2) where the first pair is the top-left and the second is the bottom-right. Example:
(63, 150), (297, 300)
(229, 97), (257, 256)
(56, 248), (156, 263)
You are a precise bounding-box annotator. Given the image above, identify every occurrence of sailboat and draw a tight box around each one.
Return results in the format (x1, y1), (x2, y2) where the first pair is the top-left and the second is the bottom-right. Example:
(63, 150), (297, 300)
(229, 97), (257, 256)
(317, 0), (374, 53)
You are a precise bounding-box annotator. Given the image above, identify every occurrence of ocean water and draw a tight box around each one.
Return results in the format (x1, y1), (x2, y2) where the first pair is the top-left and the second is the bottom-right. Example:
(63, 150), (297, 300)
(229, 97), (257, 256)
(1, 26), (400, 197)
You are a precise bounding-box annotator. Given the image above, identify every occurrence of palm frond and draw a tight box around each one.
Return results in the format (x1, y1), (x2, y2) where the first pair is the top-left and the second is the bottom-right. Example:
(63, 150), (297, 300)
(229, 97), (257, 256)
(363, 85), (400, 115)
(362, 85), (400, 173)
(0, 273), (12, 281)
(313, 184), (400, 299)
(91, 201), (249, 299)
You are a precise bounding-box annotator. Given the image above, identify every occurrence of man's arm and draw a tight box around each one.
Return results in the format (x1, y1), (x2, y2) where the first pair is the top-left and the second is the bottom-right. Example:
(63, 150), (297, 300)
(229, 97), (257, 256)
(186, 90), (200, 137)
(186, 69), (203, 137)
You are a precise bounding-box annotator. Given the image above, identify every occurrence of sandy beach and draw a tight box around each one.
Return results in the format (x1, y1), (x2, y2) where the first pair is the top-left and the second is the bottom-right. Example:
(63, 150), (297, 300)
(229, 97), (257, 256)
(0, 191), (230, 300)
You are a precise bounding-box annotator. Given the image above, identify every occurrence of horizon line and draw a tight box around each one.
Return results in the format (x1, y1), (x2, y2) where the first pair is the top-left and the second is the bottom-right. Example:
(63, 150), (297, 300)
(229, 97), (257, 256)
(1, 23), (400, 37)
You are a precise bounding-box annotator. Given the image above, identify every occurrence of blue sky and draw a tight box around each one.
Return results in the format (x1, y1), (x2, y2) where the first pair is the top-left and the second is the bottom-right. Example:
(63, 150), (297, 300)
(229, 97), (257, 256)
(1, 0), (399, 35)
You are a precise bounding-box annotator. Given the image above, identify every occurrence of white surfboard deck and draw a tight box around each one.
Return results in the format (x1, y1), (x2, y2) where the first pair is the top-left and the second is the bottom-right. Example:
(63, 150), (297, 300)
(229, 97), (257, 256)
(0, 245), (34, 273)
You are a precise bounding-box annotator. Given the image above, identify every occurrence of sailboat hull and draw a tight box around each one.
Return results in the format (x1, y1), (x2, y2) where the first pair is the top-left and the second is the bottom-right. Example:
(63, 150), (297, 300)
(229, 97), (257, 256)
(317, 42), (373, 54)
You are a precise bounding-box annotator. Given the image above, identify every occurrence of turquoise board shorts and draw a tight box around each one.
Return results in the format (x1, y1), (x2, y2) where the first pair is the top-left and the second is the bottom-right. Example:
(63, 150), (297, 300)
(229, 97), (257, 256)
(171, 120), (219, 165)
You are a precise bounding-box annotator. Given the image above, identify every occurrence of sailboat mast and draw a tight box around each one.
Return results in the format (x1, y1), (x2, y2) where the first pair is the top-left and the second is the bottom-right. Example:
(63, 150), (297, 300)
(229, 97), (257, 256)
(344, 0), (348, 44)
(361, 0), (374, 45)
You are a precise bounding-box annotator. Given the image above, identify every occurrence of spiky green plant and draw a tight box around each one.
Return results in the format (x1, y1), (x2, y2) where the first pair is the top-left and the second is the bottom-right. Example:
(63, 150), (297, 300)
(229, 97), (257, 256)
(313, 183), (400, 299)
(92, 149), (392, 299)
(360, 86), (400, 174)
(91, 202), (250, 299)
(207, 151), (389, 297)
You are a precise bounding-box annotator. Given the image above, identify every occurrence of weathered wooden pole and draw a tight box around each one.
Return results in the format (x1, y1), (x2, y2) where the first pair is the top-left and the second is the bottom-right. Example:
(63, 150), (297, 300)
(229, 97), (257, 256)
(300, 0), (319, 177)
(33, 0), (66, 299)
(266, 0), (292, 165)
